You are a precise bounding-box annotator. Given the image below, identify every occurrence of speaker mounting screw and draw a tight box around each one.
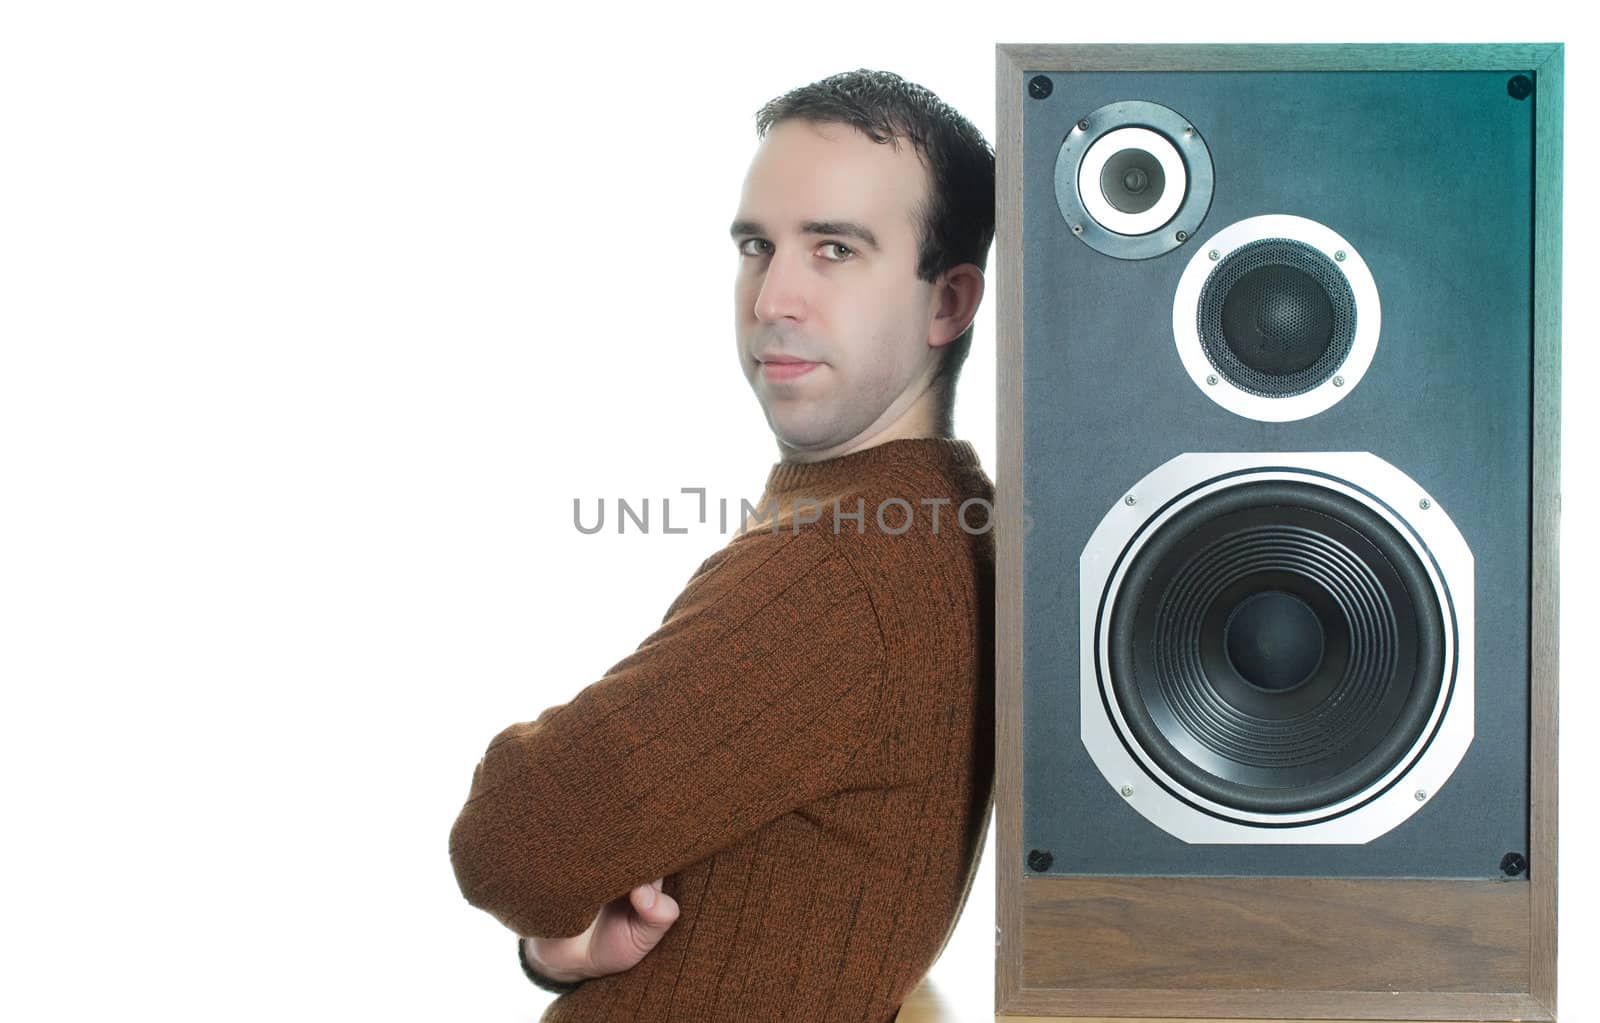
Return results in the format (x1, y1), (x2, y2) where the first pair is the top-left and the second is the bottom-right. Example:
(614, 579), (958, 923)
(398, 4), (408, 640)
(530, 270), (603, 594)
(1124, 494), (1137, 506)
(1029, 76), (1054, 100)
(1175, 230), (1189, 242)
(1414, 789), (1428, 802)
(1332, 375), (1345, 387)
(1419, 498), (1432, 510)
(1027, 848), (1054, 872)
(1208, 249), (1220, 261)
(1507, 75), (1534, 101)
(1120, 784), (1134, 798)
(1501, 852), (1528, 876)
(1184, 125), (1195, 137)
(1335, 250), (1347, 262)
(1205, 374), (1218, 386)
(1076, 118), (1089, 131)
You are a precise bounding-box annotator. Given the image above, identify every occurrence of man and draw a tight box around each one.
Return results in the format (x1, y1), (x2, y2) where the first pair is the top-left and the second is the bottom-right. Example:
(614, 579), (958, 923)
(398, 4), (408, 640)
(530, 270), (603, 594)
(450, 68), (996, 1022)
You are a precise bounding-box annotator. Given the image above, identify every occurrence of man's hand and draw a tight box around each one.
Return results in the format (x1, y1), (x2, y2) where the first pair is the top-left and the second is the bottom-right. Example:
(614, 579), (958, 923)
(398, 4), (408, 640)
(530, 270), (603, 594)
(521, 879), (680, 984)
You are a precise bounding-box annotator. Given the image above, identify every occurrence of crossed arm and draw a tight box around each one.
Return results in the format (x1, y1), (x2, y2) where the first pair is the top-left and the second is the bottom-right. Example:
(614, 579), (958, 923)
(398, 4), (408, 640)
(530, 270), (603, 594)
(448, 528), (887, 984)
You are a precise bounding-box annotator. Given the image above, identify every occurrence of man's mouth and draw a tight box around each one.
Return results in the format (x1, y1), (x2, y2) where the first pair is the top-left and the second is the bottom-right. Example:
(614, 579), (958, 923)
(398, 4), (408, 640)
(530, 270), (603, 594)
(759, 357), (821, 381)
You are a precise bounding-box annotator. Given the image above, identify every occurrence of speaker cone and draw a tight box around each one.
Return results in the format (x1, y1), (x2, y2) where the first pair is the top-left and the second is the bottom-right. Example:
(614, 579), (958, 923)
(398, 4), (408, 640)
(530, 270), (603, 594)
(1105, 480), (1444, 814)
(1078, 453), (1473, 843)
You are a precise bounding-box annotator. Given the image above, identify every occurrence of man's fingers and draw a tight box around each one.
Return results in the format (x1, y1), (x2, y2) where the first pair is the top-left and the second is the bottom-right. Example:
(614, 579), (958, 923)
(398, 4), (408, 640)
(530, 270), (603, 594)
(631, 888), (679, 943)
(629, 880), (679, 926)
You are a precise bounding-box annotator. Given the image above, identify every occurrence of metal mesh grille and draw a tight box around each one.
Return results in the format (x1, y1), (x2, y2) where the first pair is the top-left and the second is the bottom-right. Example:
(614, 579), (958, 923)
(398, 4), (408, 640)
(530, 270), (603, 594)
(1197, 239), (1357, 397)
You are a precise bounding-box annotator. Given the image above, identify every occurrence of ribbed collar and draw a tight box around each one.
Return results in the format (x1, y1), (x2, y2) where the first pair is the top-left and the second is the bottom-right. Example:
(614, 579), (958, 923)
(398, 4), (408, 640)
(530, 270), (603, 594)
(760, 437), (981, 504)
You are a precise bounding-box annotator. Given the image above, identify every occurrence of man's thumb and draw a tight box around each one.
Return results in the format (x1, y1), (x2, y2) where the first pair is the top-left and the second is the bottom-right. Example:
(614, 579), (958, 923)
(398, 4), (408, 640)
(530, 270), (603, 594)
(631, 882), (680, 931)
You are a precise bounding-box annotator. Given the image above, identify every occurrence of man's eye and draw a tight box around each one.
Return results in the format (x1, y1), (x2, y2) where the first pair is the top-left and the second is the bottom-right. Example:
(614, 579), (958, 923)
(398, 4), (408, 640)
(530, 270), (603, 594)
(819, 242), (854, 262)
(737, 239), (771, 257)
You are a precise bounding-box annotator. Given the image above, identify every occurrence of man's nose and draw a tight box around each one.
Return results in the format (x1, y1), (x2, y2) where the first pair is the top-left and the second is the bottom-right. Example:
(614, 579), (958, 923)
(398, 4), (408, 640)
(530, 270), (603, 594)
(752, 249), (808, 323)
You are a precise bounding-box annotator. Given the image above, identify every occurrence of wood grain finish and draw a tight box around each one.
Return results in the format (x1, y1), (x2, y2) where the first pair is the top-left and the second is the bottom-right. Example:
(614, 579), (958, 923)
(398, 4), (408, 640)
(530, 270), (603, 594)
(1527, 43), (1563, 1021)
(993, 42), (1562, 1022)
(1000, 1015), (1521, 1023)
(992, 43), (1559, 72)
(994, 39), (1028, 1023)
(997, 993), (1547, 1023)
(1020, 877), (1526, 992)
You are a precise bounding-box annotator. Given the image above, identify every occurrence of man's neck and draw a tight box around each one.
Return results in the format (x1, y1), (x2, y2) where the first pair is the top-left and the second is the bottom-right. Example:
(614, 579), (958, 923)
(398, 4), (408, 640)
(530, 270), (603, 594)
(777, 393), (954, 464)
(778, 427), (954, 465)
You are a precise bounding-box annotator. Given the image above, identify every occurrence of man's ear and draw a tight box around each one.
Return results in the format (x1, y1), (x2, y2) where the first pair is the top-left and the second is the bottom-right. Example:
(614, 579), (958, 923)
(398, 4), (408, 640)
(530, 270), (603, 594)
(926, 263), (985, 348)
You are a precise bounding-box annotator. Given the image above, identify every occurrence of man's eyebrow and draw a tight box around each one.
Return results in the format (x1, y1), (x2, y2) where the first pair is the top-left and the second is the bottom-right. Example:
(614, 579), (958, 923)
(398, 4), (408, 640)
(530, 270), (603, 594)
(802, 220), (879, 251)
(727, 219), (880, 252)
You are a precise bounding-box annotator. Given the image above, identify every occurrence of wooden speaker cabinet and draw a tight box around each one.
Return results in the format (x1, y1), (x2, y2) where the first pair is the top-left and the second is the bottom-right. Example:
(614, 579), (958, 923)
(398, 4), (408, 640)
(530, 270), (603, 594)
(995, 44), (1561, 1022)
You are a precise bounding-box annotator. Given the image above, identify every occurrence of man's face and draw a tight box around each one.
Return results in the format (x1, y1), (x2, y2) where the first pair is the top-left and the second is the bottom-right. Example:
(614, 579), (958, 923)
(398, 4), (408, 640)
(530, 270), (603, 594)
(731, 119), (944, 461)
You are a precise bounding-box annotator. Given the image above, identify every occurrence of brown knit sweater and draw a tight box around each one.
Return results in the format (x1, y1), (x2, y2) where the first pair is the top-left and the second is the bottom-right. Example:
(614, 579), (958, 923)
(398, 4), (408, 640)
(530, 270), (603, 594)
(449, 438), (996, 1022)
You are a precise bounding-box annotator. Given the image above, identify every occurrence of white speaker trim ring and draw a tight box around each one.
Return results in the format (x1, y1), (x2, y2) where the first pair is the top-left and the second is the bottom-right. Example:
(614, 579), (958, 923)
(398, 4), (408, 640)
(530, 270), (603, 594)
(1078, 452), (1475, 844)
(1076, 126), (1188, 237)
(1172, 214), (1381, 422)
(1052, 99), (1214, 261)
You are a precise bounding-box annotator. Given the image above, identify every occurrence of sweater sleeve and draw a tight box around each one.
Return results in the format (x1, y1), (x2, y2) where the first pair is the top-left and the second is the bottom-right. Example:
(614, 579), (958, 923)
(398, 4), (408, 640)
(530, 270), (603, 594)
(448, 526), (886, 938)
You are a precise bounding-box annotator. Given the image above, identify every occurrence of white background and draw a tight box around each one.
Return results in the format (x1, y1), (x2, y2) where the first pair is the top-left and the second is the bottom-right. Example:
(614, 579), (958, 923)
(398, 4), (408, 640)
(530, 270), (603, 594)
(2, 2), (1591, 1020)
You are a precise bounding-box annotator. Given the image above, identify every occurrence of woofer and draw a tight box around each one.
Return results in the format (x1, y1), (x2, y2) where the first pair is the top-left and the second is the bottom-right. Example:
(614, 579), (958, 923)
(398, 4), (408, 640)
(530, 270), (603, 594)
(1079, 453), (1474, 842)
(1106, 479), (1444, 815)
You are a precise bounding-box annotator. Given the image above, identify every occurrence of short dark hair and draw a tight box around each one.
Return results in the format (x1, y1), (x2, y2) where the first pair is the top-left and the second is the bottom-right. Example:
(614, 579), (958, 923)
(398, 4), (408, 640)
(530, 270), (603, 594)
(754, 69), (996, 421)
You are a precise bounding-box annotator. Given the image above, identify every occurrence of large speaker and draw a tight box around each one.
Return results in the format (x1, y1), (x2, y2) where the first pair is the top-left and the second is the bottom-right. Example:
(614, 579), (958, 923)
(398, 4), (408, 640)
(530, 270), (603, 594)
(995, 45), (1561, 1021)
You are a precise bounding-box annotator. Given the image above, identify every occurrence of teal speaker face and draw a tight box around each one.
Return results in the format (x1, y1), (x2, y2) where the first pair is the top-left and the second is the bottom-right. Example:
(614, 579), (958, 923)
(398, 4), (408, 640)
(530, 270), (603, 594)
(1022, 68), (1535, 878)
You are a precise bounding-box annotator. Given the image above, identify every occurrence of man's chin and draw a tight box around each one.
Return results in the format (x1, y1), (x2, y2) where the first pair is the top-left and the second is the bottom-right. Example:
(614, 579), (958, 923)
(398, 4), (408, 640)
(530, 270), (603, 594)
(771, 426), (834, 456)
(774, 427), (869, 463)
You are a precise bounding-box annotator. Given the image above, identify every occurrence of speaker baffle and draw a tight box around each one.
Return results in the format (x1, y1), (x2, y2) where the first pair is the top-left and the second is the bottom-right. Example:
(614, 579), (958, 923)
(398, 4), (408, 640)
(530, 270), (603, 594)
(1078, 453), (1474, 844)
(1173, 214), (1381, 422)
(1053, 100), (1214, 260)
